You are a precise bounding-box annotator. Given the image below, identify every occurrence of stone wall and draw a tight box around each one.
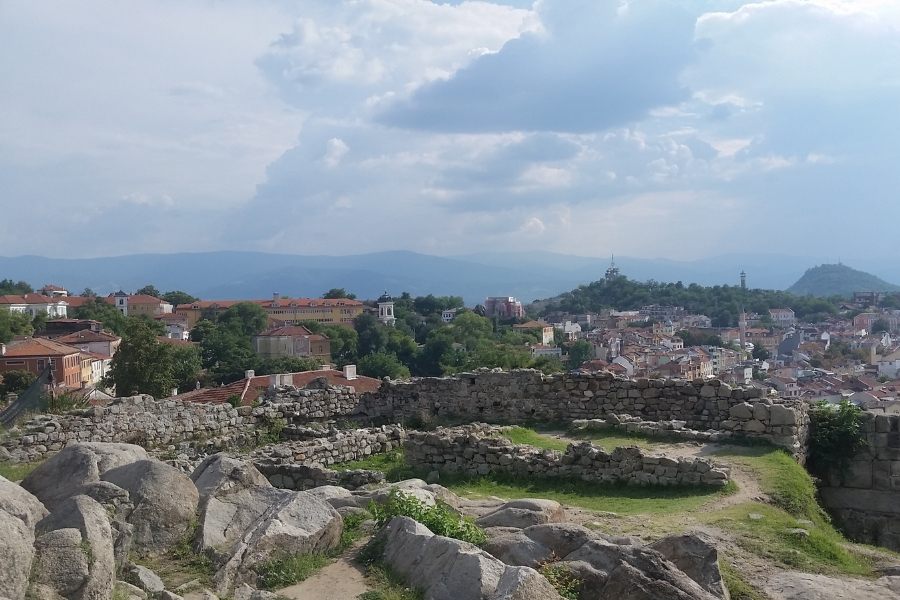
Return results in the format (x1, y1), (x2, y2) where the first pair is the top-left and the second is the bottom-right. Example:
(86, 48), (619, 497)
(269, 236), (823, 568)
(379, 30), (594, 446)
(251, 425), (405, 490)
(363, 370), (809, 455)
(404, 424), (731, 488)
(819, 412), (900, 552)
(0, 385), (363, 463)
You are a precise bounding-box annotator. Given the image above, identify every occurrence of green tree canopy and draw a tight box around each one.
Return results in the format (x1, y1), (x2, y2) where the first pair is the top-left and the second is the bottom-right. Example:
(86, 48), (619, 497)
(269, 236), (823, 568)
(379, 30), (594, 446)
(81, 287), (97, 297)
(752, 344), (770, 361)
(0, 279), (33, 295)
(323, 288), (356, 300)
(72, 297), (127, 334)
(135, 285), (162, 298)
(0, 370), (36, 396)
(104, 319), (175, 398)
(566, 340), (593, 369)
(358, 352), (410, 379)
(0, 310), (34, 343)
(162, 290), (199, 306)
(218, 302), (268, 337)
(257, 356), (321, 375)
(170, 343), (202, 393)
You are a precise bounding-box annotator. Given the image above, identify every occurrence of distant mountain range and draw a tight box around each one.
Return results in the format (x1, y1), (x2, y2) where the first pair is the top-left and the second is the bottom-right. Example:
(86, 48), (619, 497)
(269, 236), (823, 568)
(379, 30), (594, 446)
(786, 264), (900, 298)
(1, 251), (898, 305)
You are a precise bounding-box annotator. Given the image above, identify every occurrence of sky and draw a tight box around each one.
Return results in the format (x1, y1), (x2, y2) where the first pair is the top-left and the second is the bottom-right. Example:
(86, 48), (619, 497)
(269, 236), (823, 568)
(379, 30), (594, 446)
(1, 0), (898, 260)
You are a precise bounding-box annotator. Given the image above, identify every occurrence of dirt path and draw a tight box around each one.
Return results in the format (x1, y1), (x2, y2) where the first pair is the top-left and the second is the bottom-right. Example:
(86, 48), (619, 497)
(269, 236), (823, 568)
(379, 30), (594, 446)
(277, 555), (371, 600)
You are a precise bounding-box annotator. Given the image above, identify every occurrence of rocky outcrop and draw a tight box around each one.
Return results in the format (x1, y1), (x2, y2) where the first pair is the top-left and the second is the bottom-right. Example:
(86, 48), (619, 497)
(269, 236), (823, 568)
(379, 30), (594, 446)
(21, 442), (149, 509)
(191, 455), (343, 593)
(101, 460), (199, 557)
(649, 533), (729, 599)
(0, 473), (48, 528)
(0, 508), (36, 599)
(33, 495), (116, 600)
(377, 516), (564, 600)
(476, 499), (566, 529)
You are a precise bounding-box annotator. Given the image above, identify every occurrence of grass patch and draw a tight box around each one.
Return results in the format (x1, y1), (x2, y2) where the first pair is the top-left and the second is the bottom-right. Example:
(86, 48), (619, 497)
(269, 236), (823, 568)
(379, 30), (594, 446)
(707, 502), (872, 576)
(142, 518), (215, 588)
(0, 461), (41, 482)
(720, 559), (766, 600)
(370, 489), (486, 545)
(502, 427), (569, 451)
(573, 431), (659, 451)
(539, 563), (582, 600)
(442, 472), (734, 516)
(332, 450), (419, 482)
(713, 446), (823, 520)
(359, 564), (423, 600)
(338, 510), (370, 551)
(255, 552), (330, 590)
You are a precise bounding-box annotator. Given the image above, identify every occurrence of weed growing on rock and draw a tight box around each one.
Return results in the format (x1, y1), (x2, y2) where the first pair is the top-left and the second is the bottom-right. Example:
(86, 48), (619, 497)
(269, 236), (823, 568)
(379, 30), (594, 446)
(719, 559), (766, 600)
(358, 564), (423, 600)
(808, 400), (866, 476)
(369, 489), (486, 546)
(338, 511), (370, 551)
(538, 562), (582, 600)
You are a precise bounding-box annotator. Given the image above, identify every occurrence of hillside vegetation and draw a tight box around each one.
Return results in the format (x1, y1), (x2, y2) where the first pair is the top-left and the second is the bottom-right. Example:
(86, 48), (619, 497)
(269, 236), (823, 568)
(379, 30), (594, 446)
(535, 275), (839, 327)
(787, 263), (900, 298)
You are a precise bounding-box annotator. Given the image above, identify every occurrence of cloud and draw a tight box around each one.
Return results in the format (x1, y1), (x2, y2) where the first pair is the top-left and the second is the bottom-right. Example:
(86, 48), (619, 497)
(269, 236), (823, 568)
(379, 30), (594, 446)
(377, 0), (699, 132)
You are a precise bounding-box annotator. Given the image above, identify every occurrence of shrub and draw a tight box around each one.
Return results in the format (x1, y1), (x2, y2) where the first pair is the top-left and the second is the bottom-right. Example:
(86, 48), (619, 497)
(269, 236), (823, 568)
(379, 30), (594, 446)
(226, 394), (241, 408)
(43, 391), (89, 414)
(254, 552), (329, 589)
(369, 489), (486, 546)
(808, 400), (867, 476)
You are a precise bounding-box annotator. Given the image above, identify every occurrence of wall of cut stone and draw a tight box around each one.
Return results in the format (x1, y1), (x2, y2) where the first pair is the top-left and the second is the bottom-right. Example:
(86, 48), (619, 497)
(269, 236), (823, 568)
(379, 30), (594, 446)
(819, 412), (900, 552)
(404, 424), (731, 488)
(363, 370), (808, 455)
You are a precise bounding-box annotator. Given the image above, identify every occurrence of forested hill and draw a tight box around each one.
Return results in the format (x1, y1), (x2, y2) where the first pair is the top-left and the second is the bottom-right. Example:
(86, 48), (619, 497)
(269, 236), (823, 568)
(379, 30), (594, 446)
(786, 264), (900, 297)
(534, 276), (839, 327)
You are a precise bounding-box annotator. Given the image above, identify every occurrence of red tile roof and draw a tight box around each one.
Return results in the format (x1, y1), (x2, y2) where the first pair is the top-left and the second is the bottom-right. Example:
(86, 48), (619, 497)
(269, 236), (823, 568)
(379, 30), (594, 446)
(62, 296), (93, 308)
(256, 325), (316, 337)
(173, 369), (382, 405)
(105, 294), (167, 305)
(182, 298), (363, 310)
(2, 337), (81, 357)
(56, 330), (120, 344)
(0, 293), (67, 305)
(157, 337), (196, 347)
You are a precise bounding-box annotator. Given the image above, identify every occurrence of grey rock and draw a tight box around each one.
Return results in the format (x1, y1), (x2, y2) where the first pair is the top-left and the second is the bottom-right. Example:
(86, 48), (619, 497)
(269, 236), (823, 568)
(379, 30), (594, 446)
(524, 523), (595, 559)
(191, 454), (270, 505)
(476, 499), (565, 528)
(124, 564), (165, 594)
(0, 473), (48, 528)
(35, 495), (116, 600)
(378, 516), (563, 600)
(232, 583), (280, 600)
(649, 533), (729, 599)
(102, 460), (200, 556)
(0, 509), (35, 600)
(22, 443), (149, 510)
(114, 581), (147, 599)
(483, 527), (554, 568)
(79, 481), (134, 571)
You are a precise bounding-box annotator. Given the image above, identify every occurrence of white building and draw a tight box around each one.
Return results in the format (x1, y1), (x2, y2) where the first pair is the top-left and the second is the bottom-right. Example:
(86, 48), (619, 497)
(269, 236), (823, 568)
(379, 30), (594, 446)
(0, 293), (68, 318)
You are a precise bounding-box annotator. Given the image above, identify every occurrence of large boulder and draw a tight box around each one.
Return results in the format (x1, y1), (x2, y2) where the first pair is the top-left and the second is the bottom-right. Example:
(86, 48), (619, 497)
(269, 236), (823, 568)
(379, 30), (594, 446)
(476, 499), (566, 529)
(191, 454), (270, 505)
(0, 473), (48, 528)
(564, 539), (719, 600)
(193, 456), (342, 592)
(22, 443), (149, 509)
(30, 529), (93, 598)
(102, 460), (200, 557)
(33, 495), (116, 600)
(0, 509), (35, 599)
(354, 479), (464, 510)
(649, 533), (729, 599)
(80, 481), (135, 571)
(378, 516), (563, 600)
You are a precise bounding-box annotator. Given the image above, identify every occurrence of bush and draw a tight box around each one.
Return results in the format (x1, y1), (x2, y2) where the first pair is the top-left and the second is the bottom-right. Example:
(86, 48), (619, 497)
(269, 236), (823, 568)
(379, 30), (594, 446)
(539, 562), (582, 600)
(43, 391), (89, 414)
(808, 400), (867, 476)
(369, 489), (486, 546)
(254, 552), (329, 589)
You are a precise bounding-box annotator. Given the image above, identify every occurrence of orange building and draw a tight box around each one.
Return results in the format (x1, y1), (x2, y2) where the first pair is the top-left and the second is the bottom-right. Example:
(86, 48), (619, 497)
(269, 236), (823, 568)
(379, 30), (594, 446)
(0, 338), (84, 389)
(176, 295), (363, 328)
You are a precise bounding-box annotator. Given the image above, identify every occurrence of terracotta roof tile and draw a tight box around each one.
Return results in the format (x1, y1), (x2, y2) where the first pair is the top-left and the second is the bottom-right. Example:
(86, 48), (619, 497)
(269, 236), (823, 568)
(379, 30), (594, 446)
(2, 337), (81, 357)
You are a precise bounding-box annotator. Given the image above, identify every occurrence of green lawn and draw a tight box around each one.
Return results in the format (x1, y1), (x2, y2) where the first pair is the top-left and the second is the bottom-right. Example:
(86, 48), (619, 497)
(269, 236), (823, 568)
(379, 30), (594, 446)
(502, 426), (569, 451)
(331, 450), (419, 482)
(0, 461), (40, 482)
(443, 474), (735, 516)
(503, 425), (661, 452)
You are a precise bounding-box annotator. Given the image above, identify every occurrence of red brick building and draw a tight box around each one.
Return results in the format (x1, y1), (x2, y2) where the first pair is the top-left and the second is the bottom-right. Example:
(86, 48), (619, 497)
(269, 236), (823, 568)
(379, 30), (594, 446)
(0, 338), (84, 389)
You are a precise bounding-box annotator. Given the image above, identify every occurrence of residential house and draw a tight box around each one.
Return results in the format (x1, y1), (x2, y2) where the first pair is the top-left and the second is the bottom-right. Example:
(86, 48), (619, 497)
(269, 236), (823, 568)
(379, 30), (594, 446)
(441, 308), (459, 323)
(156, 313), (191, 340)
(0, 338), (83, 389)
(0, 294), (68, 318)
(41, 319), (103, 339)
(530, 344), (562, 359)
(483, 296), (525, 320)
(176, 295), (364, 328)
(513, 321), (555, 345)
(54, 329), (121, 358)
(38, 284), (69, 298)
(108, 292), (173, 318)
(556, 321), (583, 341)
(639, 305), (685, 321)
(766, 376), (802, 398)
(252, 325), (331, 362)
(769, 308), (797, 328)
(878, 347), (900, 379)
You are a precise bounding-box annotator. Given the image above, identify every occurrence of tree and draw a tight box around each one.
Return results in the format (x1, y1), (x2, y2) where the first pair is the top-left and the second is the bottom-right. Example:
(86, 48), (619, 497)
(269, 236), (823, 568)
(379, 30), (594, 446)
(0, 279), (33, 295)
(31, 312), (47, 333)
(257, 356), (321, 375)
(0, 370), (36, 396)
(323, 288), (356, 300)
(566, 340), (593, 370)
(752, 344), (770, 361)
(871, 319), (890, 334)
(73, 297), (127, 334)
(81, 288), (97, 298)
(196, 322), (258, 384)
(217, 302), (268, 338)
(358, 352), (410, 379)
(135, 285), (162, 298)
(321, 325), (358, 365)
(104, 319), (175, 398)
(0, 310), (33, 343)
(355, 313), (389, 356)
(162, 290), (199, 306)
(170, 344), (202, 393)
